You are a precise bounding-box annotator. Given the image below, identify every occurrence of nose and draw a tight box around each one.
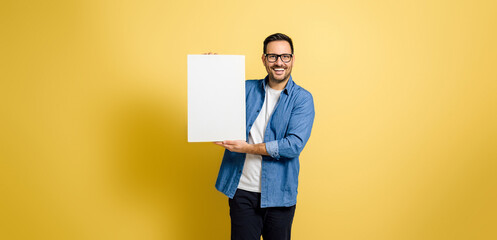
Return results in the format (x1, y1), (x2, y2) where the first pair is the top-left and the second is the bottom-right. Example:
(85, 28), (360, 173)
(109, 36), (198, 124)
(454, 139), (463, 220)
(275, 56), (284, 65)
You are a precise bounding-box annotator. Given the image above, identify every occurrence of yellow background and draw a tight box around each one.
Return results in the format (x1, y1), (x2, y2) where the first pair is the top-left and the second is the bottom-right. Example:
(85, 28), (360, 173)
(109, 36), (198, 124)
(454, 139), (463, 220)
(1, 0), (496, 239)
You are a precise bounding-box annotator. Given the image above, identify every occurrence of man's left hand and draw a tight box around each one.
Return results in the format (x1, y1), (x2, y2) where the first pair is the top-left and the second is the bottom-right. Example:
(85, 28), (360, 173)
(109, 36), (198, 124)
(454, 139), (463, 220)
(214, 140), (269, 156)
(214, 140), (249, 153)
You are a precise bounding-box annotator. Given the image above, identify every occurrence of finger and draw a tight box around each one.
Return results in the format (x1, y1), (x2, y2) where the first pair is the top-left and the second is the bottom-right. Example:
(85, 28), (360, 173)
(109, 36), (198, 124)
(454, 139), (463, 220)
(225, 140), (245, 145)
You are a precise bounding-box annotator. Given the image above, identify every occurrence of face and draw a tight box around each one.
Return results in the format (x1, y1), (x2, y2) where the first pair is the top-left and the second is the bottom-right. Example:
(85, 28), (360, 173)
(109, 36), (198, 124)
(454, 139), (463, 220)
(262, 40), (294, 84)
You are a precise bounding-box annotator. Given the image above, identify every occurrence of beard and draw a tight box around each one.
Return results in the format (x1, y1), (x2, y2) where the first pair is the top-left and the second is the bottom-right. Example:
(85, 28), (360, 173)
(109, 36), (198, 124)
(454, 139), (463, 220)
(269, 74), (288, 83)
(267, 64), (292, 84)
(269, 70), (291, 83)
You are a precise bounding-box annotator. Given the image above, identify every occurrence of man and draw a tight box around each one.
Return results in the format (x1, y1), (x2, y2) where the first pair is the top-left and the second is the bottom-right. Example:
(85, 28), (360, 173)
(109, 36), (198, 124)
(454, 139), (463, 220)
(214, 33), (315, 240)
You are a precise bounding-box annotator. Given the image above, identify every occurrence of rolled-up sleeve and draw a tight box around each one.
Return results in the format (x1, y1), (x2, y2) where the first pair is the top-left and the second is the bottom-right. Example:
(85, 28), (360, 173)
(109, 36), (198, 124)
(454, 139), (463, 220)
(265, 140), (280, 159)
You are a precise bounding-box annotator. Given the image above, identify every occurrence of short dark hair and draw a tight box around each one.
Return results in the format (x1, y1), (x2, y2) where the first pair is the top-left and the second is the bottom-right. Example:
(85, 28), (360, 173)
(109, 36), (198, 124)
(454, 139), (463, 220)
(263, 33), (294, 54)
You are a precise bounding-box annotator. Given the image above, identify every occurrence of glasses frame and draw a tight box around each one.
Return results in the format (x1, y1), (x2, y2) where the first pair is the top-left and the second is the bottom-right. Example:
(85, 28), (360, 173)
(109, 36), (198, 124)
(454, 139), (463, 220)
(264, 54), (293, 63)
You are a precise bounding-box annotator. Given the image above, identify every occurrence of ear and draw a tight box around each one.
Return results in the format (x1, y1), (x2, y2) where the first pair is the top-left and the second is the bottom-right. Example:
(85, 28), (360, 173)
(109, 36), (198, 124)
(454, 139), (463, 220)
(261, 54), (266, 66)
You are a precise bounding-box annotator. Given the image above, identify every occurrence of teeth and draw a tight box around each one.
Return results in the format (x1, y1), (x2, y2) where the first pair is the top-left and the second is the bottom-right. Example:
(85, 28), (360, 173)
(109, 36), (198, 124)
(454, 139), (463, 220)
(274, 69), (284, 71)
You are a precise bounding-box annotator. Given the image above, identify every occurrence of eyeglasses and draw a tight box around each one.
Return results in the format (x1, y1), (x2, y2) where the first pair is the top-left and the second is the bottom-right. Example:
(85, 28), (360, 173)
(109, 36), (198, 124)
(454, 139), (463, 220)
(264, 54), (293, 63)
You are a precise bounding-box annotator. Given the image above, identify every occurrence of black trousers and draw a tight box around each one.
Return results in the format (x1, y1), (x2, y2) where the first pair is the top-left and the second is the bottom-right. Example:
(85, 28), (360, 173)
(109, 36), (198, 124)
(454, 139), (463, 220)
(229, 189), (296, 240)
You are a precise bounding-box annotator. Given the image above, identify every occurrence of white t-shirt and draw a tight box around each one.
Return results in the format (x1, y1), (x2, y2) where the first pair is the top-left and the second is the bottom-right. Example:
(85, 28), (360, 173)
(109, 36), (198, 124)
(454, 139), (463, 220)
(238, 86), (282, 192)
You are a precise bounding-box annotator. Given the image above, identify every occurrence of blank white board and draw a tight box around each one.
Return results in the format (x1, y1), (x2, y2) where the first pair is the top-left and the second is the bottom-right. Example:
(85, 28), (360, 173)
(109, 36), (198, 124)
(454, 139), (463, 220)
(187, 55), (246, 142)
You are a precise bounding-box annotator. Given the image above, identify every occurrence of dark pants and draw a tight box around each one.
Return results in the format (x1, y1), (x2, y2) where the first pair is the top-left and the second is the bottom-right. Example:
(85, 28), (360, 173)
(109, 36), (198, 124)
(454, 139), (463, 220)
(229, 189), (296, 240)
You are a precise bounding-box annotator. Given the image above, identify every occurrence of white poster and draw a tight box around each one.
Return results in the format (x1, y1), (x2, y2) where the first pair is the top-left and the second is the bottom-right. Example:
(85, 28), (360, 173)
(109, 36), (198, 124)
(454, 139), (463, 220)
(187, 55), (246, 142)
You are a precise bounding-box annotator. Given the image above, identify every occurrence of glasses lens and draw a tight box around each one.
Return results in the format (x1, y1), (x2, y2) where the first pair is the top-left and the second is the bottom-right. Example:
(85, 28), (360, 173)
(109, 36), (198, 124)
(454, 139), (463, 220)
(281, 54), (292, 63)
(267, 54), (277, 62)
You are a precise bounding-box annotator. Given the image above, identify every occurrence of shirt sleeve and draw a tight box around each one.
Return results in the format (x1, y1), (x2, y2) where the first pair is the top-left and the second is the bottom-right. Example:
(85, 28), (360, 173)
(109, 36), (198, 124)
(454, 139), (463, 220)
(265, 90), (315, 160)
(265, 140), (280, 159)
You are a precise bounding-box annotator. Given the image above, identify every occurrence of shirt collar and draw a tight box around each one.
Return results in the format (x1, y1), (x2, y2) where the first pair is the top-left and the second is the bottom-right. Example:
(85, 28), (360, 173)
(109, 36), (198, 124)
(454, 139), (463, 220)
(261, 75), (294, 95)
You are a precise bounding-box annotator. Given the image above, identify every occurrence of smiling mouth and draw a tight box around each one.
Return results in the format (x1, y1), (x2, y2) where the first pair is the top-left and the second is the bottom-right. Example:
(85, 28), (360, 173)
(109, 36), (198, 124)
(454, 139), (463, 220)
(273, 68), (285, 74)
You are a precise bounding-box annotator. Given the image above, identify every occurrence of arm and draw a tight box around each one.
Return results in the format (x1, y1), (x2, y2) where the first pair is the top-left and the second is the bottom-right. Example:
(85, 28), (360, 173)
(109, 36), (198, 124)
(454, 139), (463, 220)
(215, 91), (315, 158)
(265, 91), (315, 160)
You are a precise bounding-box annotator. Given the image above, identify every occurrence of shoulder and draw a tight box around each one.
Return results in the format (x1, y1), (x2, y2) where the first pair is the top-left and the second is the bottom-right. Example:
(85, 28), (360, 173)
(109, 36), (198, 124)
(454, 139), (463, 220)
(245, 79), (262, 87)
(245, 79), (263, 92)
(291, 83), (314, 103)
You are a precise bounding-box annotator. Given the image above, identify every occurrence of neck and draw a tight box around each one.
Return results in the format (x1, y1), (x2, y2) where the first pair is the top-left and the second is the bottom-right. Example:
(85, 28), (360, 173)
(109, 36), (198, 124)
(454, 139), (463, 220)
(267, 77), (289, 90)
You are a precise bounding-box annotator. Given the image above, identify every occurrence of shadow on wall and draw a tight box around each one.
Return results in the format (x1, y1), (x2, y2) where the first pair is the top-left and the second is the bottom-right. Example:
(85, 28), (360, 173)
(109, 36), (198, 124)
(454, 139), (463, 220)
(104, 93), (229, 239)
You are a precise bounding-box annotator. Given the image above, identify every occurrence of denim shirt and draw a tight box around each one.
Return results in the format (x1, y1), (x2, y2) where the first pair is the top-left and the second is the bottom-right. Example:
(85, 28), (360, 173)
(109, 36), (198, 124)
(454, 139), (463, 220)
(215, 75), (315, 208)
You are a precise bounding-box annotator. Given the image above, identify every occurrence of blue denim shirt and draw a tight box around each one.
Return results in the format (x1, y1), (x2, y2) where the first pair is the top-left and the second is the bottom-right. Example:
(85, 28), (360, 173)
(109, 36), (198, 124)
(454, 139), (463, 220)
(215, 75), (315, 208)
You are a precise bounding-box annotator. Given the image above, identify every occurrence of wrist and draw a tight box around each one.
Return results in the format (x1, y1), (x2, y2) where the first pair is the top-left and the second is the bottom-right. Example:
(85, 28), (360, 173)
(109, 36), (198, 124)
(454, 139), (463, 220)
(246, 144), (256, 154)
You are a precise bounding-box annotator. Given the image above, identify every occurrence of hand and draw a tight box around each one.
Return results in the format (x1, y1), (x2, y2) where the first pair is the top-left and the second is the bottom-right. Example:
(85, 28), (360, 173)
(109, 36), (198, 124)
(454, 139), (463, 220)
(214, 140), (249, 153)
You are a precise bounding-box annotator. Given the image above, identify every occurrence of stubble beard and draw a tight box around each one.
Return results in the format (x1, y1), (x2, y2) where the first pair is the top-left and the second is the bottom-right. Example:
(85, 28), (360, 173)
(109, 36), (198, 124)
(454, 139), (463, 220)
(267, 65), (291, 84)
(269, 70), (291, 84)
